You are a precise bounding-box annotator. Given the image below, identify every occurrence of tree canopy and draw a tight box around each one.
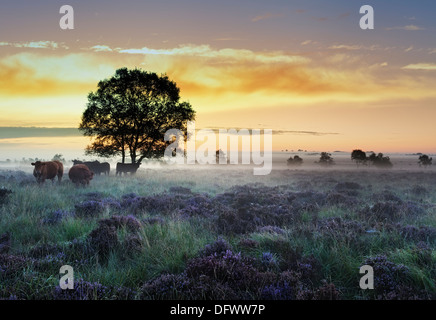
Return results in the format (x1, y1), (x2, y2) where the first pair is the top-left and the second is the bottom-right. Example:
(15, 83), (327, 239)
(79, 68), (196, 164)
(351, 149), (367, 166)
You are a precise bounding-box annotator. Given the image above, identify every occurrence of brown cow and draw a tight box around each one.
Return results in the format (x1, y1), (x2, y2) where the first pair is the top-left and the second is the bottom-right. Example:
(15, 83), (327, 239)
(69, 164), (94, 187)
(31, 160), (63, 184)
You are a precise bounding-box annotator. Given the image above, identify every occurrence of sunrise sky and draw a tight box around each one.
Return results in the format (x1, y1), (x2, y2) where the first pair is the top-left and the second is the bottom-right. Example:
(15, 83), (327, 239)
(1, 0), (436, 159)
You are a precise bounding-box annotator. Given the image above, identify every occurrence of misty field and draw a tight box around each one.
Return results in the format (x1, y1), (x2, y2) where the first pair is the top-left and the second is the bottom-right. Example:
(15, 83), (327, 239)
(0, 157), (435, 300)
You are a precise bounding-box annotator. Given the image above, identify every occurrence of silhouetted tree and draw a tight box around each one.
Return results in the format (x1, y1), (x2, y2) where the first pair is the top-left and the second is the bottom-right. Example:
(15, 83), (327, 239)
(368, 152), (393, 168)
(287, 155), (303, 166)
(79, 68), (196, 164)
(317, 152), (335, 166)
(351, 149), (367, 166)
(52, 154), (66, 164)
(216, 149), (228, 164)
(418, 154), (432, 167)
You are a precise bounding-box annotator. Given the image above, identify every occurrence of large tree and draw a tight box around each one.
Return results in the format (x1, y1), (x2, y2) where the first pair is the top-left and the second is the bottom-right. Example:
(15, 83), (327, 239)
(79, 68), (195, 164)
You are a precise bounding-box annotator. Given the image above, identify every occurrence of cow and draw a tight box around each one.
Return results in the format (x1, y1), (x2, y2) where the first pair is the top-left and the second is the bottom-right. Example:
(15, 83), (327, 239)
(69, 164), (94, 187)
(116, 162), (141, 176)
(72, 160), (110, 175)
(31, 160), (63, 184)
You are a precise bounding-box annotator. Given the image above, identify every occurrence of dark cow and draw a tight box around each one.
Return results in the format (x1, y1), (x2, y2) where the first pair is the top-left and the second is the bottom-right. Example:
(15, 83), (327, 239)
(31, 160), (63, 184)
(69, 164), (94, 187)
(116, 163), (141, 176)
(72, 160), (110, 175)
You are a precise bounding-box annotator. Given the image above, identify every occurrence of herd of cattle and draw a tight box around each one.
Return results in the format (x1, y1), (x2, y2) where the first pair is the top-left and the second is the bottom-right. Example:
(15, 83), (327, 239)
(30, 160), (141, 186)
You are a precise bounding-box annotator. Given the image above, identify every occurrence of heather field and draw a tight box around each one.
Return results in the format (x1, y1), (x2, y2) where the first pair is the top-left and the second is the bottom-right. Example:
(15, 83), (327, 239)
(0, 154), (435, 300)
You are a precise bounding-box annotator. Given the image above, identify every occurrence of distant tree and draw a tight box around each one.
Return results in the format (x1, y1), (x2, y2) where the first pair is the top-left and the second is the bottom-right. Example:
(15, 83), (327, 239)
(368, 152), (393, 168)
(317, 152), (335, 166)
(287, 155), (303, 166)
(52, 154), (66, 163)
(79, 68), (196, 164)
(216, 149), (228, 164)
(418, 154), (432, 167)
(351, 149), (367, 166)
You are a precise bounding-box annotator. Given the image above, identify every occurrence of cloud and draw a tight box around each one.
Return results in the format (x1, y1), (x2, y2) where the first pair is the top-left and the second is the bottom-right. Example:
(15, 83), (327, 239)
(118, 44), (309, 65)
(328, 44), (362, 51)
(386, 25), (425, 31)
(0, 41), (66, 49)
(402, 63), (436, 71)
(90, 45), (113, 52)
(251, 13), (283, 22)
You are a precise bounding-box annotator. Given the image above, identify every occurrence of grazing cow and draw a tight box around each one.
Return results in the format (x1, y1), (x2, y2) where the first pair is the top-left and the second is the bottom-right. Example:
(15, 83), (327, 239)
(116, 163), (141, 176)
(72, 160), (110, 175)
(31, 160), (63, 184)
(69, 164), (94, 187)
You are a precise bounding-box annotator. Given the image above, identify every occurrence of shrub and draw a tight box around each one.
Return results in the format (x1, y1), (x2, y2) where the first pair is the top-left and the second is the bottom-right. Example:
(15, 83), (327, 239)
(398, 225), (436, 242)
(200, 238), (233, 257)
(87, 225), (119, 258)
(75, 200), (105, 218)
(362, 255), (413, 299)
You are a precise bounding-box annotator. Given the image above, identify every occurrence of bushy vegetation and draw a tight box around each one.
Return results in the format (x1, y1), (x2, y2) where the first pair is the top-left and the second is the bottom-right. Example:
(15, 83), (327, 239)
(0, 166), (435, 300)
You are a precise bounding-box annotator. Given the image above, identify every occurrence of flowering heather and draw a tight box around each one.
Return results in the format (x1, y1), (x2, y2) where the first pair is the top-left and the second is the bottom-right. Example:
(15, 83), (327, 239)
(260, 252), (279, 271)
(141, 273), (240, 300)
(296, 281), (340, 300)
(121, 193), (190, 215)
(52, 278), (137, 300)
(362, 255), (414, 299)
(316, 217), (365, 241)
(100, 198), (122, 211)
(261, 282), (294, 300)
(185, 250), (259, 291)
(87, 224), (119, 258)
(200, 238), (233, 257)
(398, 224), (436, 242)
(216, 203), (296, 235)
(372, 190), (402, 203)
(74, 200), (105, 218)
(177, 194), (216, 218)
(0, 254), (31, 279)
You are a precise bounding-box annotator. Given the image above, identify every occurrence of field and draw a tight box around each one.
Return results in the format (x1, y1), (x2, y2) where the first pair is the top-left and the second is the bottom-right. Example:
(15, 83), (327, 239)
(0, 153), (435, 300)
